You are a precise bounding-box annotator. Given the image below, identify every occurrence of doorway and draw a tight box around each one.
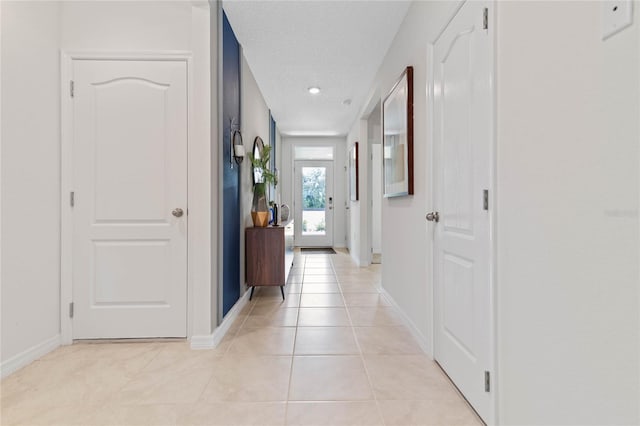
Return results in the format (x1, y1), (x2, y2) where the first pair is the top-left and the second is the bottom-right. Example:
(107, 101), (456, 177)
(67, 56), (189, 339)
(368, 102), (383, 264)
(294, 161), (334, 248)
(431, 0), (494, 422)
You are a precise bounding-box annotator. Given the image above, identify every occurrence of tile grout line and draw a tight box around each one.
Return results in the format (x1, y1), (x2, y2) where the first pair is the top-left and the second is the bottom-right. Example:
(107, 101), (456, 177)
(331, 255), (388, 426)
(284, 253), (305, 426)
(2, 253), (481, 426)
(196, 284), (261, 403)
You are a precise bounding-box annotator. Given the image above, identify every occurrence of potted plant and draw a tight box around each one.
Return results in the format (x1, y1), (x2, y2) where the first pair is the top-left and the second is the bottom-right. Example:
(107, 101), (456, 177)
(249, 144), (277, 227)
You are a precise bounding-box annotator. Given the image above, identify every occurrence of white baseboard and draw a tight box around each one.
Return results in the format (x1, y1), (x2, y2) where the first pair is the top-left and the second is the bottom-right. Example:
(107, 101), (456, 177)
(379, 287), (433, 357)
(190, 290), (250, 349)
(1, 334), (61, 379)
(349, 251), (369, 267)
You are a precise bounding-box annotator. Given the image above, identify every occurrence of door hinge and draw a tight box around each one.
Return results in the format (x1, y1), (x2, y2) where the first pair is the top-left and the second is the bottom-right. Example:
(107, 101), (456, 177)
(484, 371), (491, 392)
(70, 80), (75, 98)
(70, 191), (75, 207)
(483, 189), (489, 211)
(482, 7), (489, 30)
(69, 302), (74, 318)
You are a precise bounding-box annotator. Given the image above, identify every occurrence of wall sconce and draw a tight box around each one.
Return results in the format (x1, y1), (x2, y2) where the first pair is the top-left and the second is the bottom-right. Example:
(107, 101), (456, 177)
(230, 118), (244, 168)
(232, 130), (244, 166)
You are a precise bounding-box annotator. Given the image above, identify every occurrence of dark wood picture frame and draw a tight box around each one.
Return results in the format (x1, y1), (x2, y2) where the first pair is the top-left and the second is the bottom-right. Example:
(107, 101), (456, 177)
(382, 66), (414, 197)
(349, 142), (359, 201)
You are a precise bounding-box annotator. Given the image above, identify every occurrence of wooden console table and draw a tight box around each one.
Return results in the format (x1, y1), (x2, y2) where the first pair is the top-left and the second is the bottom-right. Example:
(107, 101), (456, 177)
(245, 221), (294, 300)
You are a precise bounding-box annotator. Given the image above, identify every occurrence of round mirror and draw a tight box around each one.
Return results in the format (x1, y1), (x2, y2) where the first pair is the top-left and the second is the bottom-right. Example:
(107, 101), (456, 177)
(253, 136), (265, 184)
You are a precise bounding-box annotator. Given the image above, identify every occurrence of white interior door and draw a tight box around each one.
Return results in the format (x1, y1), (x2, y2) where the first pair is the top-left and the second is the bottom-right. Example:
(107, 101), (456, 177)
(432, 1), (493, 421)
(294, 161), (334, 247)
(72, 58), (188, 339)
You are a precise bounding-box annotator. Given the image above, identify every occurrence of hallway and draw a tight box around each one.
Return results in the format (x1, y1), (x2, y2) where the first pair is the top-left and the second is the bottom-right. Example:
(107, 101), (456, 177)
(1, 251), (480, 425)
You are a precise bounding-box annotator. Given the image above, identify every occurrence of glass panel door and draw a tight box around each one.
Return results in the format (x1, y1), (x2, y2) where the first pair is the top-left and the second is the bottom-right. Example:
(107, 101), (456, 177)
(294, 160), (333, 247)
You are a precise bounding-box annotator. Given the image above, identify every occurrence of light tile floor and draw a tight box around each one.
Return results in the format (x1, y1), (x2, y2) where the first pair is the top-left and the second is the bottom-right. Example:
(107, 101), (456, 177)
(1, 251), (482, 426)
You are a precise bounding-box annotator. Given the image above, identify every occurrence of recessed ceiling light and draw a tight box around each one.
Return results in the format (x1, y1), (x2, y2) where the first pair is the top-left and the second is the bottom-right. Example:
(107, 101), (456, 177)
(308, 87), (321, 95)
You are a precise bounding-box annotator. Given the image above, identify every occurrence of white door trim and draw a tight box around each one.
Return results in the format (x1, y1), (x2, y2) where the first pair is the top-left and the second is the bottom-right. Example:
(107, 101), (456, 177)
(60, 50), (194, 344)
(294, 160), (335, 247)
(427, 2), (497, 424)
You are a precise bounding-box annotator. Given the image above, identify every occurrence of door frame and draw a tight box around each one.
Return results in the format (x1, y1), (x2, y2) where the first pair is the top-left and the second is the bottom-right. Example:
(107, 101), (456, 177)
(365, 101), (383, 263)
(60, 51), (195, 344)
(427, 2), (497, 424)
(294, 160), (335, 247)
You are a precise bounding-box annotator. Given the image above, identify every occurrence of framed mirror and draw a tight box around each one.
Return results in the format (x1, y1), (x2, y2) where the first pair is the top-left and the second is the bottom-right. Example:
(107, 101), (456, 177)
(383, 66), (414, 197)
(252, 136), (265, 184)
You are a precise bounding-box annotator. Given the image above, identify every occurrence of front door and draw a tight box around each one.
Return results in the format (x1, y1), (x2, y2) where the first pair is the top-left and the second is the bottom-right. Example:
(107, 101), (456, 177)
(432, 1), (493, 421)
(294, 161), (334, 247)
(72, 58), (188, 339)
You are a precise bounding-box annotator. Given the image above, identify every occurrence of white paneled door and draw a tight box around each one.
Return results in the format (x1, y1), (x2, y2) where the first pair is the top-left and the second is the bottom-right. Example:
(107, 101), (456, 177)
(432, 1), (493, 422)
(72, 59), (188, 339)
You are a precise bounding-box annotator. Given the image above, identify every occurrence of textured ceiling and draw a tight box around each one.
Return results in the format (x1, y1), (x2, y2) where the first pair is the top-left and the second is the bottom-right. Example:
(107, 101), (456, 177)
(222, 1), (411, 136)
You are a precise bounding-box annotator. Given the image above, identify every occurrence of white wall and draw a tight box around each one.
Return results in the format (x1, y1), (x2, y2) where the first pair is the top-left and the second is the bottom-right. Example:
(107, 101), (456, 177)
(281, 136), (347, 248)
(495, 2), (639, 424)
(349, 1), (640, 423)
(240, 53), (271, 289)
(347, 122), (369, 265)
(369, 103), (383, 255)
(371, 142), (383, 255)
(1, 1), (214, 372)
(60, 1), (190, 50)
(1, 1), (62, 368)
(347, 0), (460, 351)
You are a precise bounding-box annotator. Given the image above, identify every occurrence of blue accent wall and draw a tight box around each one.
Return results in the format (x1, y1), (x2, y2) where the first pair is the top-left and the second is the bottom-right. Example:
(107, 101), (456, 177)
(222, 11), (241, 317)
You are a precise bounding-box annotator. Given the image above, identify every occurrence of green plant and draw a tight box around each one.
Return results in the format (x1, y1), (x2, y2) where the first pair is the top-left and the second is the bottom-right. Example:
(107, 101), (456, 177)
(248, 144), (278, 187)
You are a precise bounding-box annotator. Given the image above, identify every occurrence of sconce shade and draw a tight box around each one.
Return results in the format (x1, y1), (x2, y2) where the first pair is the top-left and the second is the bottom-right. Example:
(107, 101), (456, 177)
(232, 130), (244, 165)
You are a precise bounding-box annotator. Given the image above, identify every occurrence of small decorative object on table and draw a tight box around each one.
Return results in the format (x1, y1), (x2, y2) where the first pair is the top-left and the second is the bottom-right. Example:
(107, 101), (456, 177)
(280, 204), (290, 222)
(270, 201), (279, 226)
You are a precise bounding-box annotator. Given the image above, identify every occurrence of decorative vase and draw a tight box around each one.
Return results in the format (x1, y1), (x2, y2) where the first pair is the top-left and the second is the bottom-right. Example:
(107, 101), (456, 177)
(280, 204), (290, 222)
(251, 183), (269, 227)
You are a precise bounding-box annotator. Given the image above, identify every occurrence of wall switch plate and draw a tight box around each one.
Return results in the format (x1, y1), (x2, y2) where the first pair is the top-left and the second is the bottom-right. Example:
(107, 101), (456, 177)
(602, 1), (633, 40)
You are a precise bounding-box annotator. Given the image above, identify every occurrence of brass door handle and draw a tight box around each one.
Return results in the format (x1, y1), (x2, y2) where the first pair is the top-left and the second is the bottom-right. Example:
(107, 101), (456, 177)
(172, 208), (184, 218)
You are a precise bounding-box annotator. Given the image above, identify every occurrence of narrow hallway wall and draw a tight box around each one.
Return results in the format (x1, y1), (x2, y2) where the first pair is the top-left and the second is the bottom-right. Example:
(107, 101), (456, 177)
(347, 0), (461, 353)
(496, 2), (640, 423)
(1, 1), (62, 370)
(240, 53), (271, 295)
(349, 2), (640, 423)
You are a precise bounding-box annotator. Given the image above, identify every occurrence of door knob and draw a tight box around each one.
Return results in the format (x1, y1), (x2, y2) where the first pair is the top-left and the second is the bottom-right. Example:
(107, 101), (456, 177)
(172, 208), (184, 218)
(426, 211), (440, 222)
